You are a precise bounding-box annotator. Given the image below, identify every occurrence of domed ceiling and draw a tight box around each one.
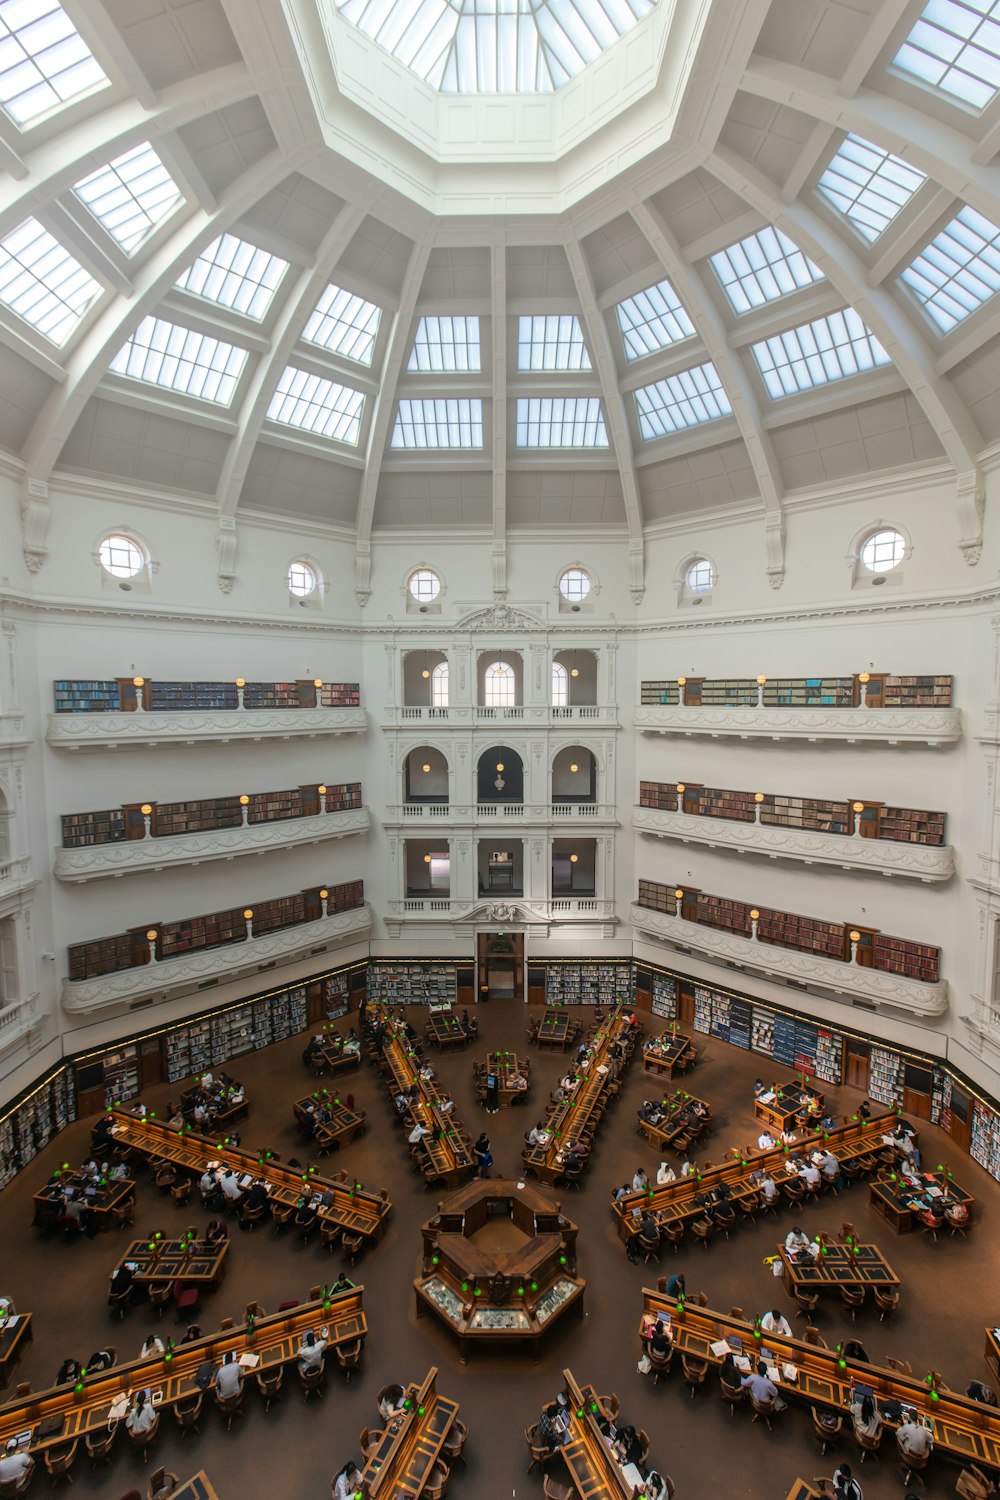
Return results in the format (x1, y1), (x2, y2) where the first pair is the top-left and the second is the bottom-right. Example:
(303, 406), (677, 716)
(0, 0), (997, 594)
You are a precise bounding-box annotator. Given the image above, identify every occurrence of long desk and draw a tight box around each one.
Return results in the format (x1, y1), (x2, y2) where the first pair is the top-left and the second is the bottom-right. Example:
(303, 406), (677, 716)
(0, 1315), (32, 1390)
(361, 1366), (459, 1497)
(611, 1109), (899, 1247)
(474, 1051), (530, 1108)
(536, 1010), (575, 1051)
(425, 1009), (469, 1050)
(293, 1093), (366, 1150)
(375, 1014), (475, 1187)
(560, 1368), (646, 1500)
(107, 1111), (390, 1246)
(755, 1081), (823, 1134)
(114, 1237), (230, 1289)
(637, 1092), (712, 1152)
(642, 1030), (696, 1080)
(870, 1170), (975, 1233)
(638, 1289), (1000, 1471)
(778, 1241), (899, 1295)
(32, 1169), (136, 1231)
(523, 1006), (634, 1184)
(786, 1483), (822, 1500)
(0, 1289), (366, 1457)
(173, 1474), (220, 1500)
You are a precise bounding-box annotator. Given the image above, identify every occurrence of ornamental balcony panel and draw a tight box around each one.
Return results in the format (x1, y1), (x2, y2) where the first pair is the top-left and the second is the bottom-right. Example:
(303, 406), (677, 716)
(62, 905), (372, 1014)
(633, 807), (955, 883)
(0, 856), (34, 904)
(634, 705), (960, 747)
(384, 704), (620, 728)
(387, 897), (617, 923)
(384, 803), (618, 827)
(0, 713), (30, 749)
(46, 706), (367, 751)
(628, 903), (948, 1019)
(54, 808), (371, 884)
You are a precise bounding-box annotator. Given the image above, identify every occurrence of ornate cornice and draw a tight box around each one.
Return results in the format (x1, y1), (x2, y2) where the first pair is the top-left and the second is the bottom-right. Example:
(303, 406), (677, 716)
(53, 808), (371, 883)
(633, 807), (955, 883)
(46, 706), (367, 750)
(454, 603), (546, 633)
(628, 904), (949, 1019)
(61, 905), (372, 1014)
(634, 705), (962, 747)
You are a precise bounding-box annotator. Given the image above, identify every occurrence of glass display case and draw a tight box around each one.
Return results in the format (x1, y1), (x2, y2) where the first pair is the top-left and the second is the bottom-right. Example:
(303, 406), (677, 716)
(421, 1278), (464, 1324)
(469, 1307), (530, 1330)
(535, 1278), (578, 1325)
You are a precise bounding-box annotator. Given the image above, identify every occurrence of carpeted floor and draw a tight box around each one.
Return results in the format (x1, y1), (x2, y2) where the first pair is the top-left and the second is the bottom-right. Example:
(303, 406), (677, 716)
(2, 1000), (993, 1499)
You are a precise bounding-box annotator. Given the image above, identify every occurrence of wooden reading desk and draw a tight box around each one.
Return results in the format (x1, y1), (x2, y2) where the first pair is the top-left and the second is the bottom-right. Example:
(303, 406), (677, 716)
(642, 1029), (696, 1080)
(172, 1473), (219, 1500)
(0, 1289), (366, 1458)
(870, 1169), (975, 1233)
(32, 1169), (136, 1232)
(180, 1085), (248, 1130)
(293, 1092), (366, 1151)
(560, 1368), (649, 1499)
(535, 1009), (575, 1051)
(637, 1091), (711, 1152)
(778, 1241), (899, 1296)
(475, 1051), (530, 1108)
(638, 1289), (1000, 1471)
(786, 1483), (822, 1500)
(0, 1314), (32, 1390)
(361, 1366), (459, 1497)
(755, 1080), (823, 1134)
(310, 1033), (362, 1078)
(107, 1111), (390, 1247)
(523, 1007), (634, 1184)
(113, 1236), (230, 1289)
(375, 1016), (475, 1187)
(611, 1109), (899, 1247)
(424, 1009), (469, 1050)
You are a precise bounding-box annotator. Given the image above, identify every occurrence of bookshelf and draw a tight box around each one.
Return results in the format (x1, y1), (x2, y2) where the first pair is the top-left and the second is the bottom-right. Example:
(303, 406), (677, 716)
(883, 675), (952, 706)
(636, 878), (941, 983)
(155, 797), (243, 837)
(639, 672), (952, 710)
(687, 787), (756, 823)
(52, 679), (362, 714)
(693, 986), (713, 1033)
(639, 782), (676, 810)
(163, 987), (309, 1083)
(58, 784), (363, 848)
(970, 1103), (1000, 1182)
(868, 1046), (903, 1107)
(53, 680), (123, 713)
(650, 972), (676, 1020)
(67, 880), (365, 979)
(544, 960), (632, 1006)
(638, 779), (946, 846)
(368, 960), (458, 1007)
(878, 806), (946, 846)
(148, 681), (239, 710)
(639, 682), (681, 706)
(0, 1066), (77, 1191)
(61, 808), (127, 848)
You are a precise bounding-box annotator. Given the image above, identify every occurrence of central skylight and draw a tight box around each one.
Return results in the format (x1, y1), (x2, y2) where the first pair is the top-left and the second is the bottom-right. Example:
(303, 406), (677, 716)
(332, 0), (657, 93)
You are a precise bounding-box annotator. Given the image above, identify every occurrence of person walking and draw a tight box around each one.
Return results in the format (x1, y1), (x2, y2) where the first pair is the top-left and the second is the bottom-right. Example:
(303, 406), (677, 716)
(474, 1132), (493, 1178)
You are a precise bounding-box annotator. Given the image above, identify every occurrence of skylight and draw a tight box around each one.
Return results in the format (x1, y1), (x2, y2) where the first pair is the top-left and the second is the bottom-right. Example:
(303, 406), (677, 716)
(391, 398), (483, 447)
(0, 217), (100, 345)
(109, 317), (248, 405)
(615, 278), (695, 360)
(0, 1), (109, 127)
(515, 397), (608, 447)
(893, 0), (1000, 112)
(711, 227), (824, 314)
(175, 234), (288, 320)
(266, 367), (365, 444)
(517, 315), (591, 371)
(303, 284), (382, 365)
(817, 136), (926, 244)
(899, 205), (1000, 332)
(751, 309), (891, 399)
(633, 363), (732, 440)
(73, 143), (182, 255)
(333, 0), (657, 94)
(409, 315), (480, 372)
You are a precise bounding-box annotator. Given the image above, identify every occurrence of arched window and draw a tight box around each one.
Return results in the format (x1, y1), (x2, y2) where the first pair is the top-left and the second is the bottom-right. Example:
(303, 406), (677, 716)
(431, 660), (449, 708)
(552, 660), (569, 707)
(484, 660), (515, 707)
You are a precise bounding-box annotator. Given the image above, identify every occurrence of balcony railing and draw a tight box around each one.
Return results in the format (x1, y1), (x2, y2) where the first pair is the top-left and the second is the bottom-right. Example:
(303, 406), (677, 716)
(634, 704), (960, 747)
(0, 856), (33, 901)
(387, 897), (616, 922)
(383, 704), (620, 727)
(387, 802), (616, 824)
(48, 704), (367, 750)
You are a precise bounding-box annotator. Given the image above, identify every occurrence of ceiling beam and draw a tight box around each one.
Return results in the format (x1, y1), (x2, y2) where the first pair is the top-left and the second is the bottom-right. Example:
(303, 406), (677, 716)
(490, 242), (508, 599)
(835, 0), (915, 99)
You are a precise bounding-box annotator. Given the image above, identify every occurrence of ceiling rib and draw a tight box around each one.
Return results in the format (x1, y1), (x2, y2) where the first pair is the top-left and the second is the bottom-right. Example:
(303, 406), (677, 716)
(491, 242), (508, 599)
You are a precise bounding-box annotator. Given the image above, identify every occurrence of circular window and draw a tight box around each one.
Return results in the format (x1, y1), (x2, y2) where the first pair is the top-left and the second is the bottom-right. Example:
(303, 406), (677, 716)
(98, 534), (145, 579)
(685, 557), (714, 594)
(288, 559), (317, 597)
(860, 529), (905, 573)
(559, 567), (591, 603)
(408, 568), (441, 603)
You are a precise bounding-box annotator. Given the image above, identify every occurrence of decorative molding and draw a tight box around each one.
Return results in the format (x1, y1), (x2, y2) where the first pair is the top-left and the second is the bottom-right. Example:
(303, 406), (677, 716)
(385, 896), (617, 929)
(454, 603), (545, 633)
(0, 857), (34, 907)
(216, 515), (238, 594)
(383, 705), (621, 728)
(0, 713), (29, 749)
(54, 808), (371, 883)
(46, 706), (367, 751)
(628, 904), (949, 1019)
(384, 802), (619, 828)
(62, 905), (372, 1014)
(633, 807), (955, 883)
(956, 468), (985, 567)
(634, 705), (962, 747)
(20, 476), (49, 574)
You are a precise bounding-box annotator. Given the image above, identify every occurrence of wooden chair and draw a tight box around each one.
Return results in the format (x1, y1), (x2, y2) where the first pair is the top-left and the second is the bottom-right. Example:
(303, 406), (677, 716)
(127, 1411), (160, 1461)
(840, 1286), (866, 1322)
(738, 1191), (760, 1225)
(238, 1201), (266, 1231)
(691, 1217), (712, 1251)
(874, 1287), (900, 1322)
(108, 1286), (133, 1320)
(43, 1440), (79, 1485)
(896, 1431), (931, 1487)
(855, 1424), (883, 1464)
(85, 1426), (117, 1468)
(542, 1478), (574, 1500)
(524, 1424), (550, 1473)
(342, 1229), (364, 1262)
(885, 1355), (913, 1376)
(147, 1467), (179, 1500)
(803, 1326), (828, 1348)
(956, 1464), (996, 1498)
(729, 1306), (745, 1320)
(811, 1406), (842, 1454)
(214, 1383), (245, 1428)
(298, 1361), (326, 1400)
(147, 1282), (172, 1318)
(154, 1165), (177, 1193)
(662, 1221), (685, 1254)
(719, 1368), (745, 1415)
(360, 1429), (384, 1462)
(442, 1417), (469, 1467)
(597, 1393), (620, 1422)
(750, 1390), (778, 1429)
(640, 1229), (661, 1263)
(173, 1392), (202, 1437)
(793, 1287), (819, 1319)
(947, 1204), (971, 1238)
(169, 1179), (192, 1209)
(423, 1461), (449, 1500)
(335, 1338), (363, 1382)
(256, 1366), (284, 1411)
(681, 1354), (708, 1398)
(271, 1201), (295, 1233)
(839, 1221), (857, 1243)
(111, 1195), (136, 1232)
(649, 1345), (673, 1386)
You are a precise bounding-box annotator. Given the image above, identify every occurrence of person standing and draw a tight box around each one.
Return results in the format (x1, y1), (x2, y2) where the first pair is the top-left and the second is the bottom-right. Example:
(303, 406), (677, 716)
(485, 1069), (499, 1114)
(474, 1133), (493, 1178)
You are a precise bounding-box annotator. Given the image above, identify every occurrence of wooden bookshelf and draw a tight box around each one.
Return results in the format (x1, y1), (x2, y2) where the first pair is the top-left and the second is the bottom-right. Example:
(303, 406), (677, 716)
(639, 672), (952, 709)
(636, 878), (940, 982)
(637, 779), (946, 846)
(67, 880), (365, 980)
(52, 679), (362, 713)
(60, 808), (127, 848)
(59, 783), (363, 847)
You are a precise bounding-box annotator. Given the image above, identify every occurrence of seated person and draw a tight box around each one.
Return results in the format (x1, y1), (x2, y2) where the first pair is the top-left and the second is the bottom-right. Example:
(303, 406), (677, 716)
(408, 1121), (432, 1143)
(740, 1361), (778, 1404)
(841, 1339), (869, 1363)
(125, 1389), (157, 1436)
(656, 1161), (676, 1185)
(332, 1462), (364, 1500)
(830, 1463), (863, 1500)
(0, 1439), (33, 1492)
(760, 1308), (792, 1336)
(294, 1197), (319, 1233)
(649, 1319), (672, 1356)
(538, 1402), (568, 1451)
(141, 1334), (165, 1358)
(296, 1326), (329, 1373)
(527, 1122), (550, 1146)
(819, 1149), (840, 1181)
(798, 1161), (821, 1189)
(753, 1078), (766, 1098)
(850, 1391), (882, 1439)
(757, 1130), (775, 1150)
(680, 1160), (696, 1178)
(784, 1226), (810, 1256)
(377, 1383), (406, 1422)
(215, 1351), (243, 1400)
(968, 1381), (998, 1407)
(217, 1169), (243, 1203)
(242, 1180), (270, 1213)
(109, 1263), (135, 1301)
(330, 1272), (355, 1294)
(204, 1219), (228, 1244)
(55, 1356), (82, 1385)
(896, 1409), (933, 1457)
(759, 1172), (778, 1204)
(632, 1167), (649, 1192)
(613, 1425), (643, 1466)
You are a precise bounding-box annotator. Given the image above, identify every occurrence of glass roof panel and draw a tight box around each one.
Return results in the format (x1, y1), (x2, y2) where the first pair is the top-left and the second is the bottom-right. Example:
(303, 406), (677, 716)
(333, 0), (657, 93)
(303, 283), (382, 364)
(109, 316), (248, 405)
(515, 396), (608, 447)
(633, 362), (732, 440)
(391, 397), (483, 446)
(817, 135), (927, 244)
(0, 1), (109, 127)
(0, 216), (101, 344)
(517, 314), (590, 371)
(751, 309), (891, 399)
(711, 227), (824, 315)
(409, 314), (480, 371)
(615, 278), (695, 360)
(175, 234), (288, 321)
(893, 0), (1000, 112)
(73, 142), (182, 255)
(266, 366), (365, 443)
(899, 205), (1000, 332)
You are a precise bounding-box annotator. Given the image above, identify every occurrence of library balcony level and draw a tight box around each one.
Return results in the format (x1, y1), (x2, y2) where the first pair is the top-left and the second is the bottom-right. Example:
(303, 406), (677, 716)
(629, 903), (948, 1019)
(386, 802), (618, 826)
(384, 704), (620, 728)
(0, 856), (34, 902)
(385, 896), (617, 935)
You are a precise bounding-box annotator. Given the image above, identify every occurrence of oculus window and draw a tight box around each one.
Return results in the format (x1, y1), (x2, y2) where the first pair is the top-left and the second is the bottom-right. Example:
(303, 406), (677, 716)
(98, 534), (145, 579)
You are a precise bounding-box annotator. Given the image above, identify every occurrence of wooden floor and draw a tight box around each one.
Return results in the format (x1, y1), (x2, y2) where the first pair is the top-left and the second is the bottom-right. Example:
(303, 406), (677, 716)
(1, 999), (995, 1499)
